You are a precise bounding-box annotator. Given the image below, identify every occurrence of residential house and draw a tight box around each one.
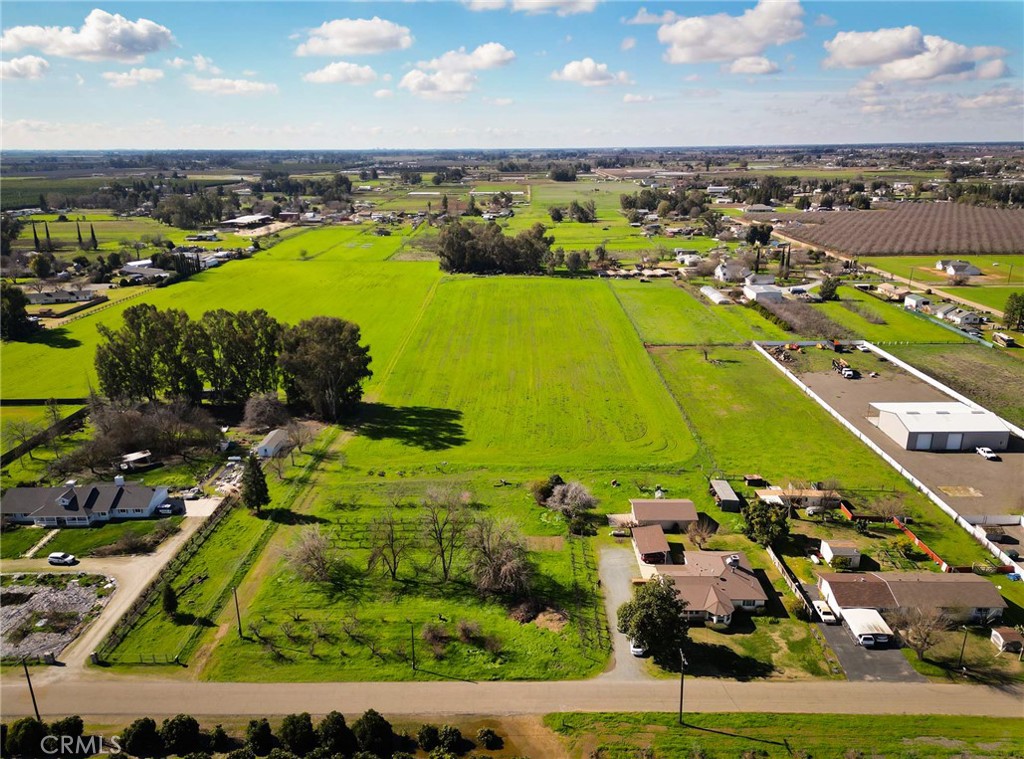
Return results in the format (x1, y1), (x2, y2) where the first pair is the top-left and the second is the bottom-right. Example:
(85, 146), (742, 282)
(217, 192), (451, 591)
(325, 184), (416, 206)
(714, 259), (751, 283)
(630, 499), (697, 532)
(657, 551), (768, 627)
(818, 571), (1006, 623)
(930, 303), (958, 320)
(25, 289), (96, 306)
(936, 260), (982, 277)
(947, 309), (982, 327)
(1, 480), (168, 527)
(904, 293), (931, 311)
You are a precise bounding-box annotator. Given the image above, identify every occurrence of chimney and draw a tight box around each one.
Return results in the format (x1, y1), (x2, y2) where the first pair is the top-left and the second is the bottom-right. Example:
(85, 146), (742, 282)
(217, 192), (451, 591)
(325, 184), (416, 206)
(114, 475), (125, 488)
(726, 554), (740, 568)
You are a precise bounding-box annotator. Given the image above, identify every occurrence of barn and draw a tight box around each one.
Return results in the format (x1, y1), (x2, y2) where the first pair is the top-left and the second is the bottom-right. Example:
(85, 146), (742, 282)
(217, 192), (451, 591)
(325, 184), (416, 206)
(869, 402), (1011, 452)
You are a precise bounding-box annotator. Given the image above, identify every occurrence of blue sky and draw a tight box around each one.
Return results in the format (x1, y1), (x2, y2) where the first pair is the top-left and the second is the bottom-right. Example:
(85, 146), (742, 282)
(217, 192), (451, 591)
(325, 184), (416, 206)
(1, 1), (1021, 149)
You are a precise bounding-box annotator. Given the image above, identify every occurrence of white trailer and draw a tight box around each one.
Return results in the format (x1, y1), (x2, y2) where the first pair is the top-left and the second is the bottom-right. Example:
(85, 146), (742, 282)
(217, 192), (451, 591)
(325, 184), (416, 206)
(843, 608), (892, 648)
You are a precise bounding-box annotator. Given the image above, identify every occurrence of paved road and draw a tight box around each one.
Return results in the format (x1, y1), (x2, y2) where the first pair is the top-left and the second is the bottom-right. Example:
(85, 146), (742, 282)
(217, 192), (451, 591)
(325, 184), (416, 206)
(2, 677), (1020, 719)
(597, 547), (651, 682)
(2, 515), (208, 675)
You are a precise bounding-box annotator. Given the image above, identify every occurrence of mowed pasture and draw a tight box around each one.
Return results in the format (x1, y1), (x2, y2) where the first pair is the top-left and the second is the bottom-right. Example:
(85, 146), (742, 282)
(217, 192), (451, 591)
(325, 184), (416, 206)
(0, 234), (439, 400)
(815, 287), (972, 343)
(779, 204), (1024, 256)
(343, 276), (698, 470)
(610, 280), (790, 344)
(867, 254), (1024, 285)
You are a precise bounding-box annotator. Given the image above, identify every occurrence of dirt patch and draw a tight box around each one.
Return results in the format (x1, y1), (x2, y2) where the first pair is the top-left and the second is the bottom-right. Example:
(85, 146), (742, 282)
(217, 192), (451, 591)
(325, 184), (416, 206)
(526, 536), (565, 551)
(903, 736), (965, 749)
(938, 485), (984, 497)
(533, 609), (568, 633)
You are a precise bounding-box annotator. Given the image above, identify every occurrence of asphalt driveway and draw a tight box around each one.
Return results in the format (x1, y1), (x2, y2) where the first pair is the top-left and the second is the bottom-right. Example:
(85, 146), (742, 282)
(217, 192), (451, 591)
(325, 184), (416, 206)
(597, 546), (653, 681)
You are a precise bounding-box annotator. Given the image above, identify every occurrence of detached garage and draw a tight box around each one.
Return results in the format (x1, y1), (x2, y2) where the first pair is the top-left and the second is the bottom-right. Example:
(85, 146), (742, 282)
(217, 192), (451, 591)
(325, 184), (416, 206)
(869, 402), (1011, 452)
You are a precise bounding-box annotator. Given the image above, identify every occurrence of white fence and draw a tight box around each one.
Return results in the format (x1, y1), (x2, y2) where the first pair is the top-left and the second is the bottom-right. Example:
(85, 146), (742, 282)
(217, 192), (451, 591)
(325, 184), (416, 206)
(751, 341), (1023, 575)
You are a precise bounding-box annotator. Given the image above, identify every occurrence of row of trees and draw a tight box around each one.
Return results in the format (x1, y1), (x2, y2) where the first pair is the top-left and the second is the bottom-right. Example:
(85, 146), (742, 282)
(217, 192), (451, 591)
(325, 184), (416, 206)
(619, 187), (708, 219)
(95, 306), (372, 421)
(3, 707), (469, 759)
(436, 220), (554, 274)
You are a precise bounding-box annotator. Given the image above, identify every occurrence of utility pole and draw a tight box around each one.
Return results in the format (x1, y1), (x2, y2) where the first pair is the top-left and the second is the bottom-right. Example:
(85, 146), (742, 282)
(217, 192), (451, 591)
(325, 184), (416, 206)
(957, 625), (970, 671)
(22, 659), (41, 723)
(232, 587), (242, 637)
(678, 650), (688, 726)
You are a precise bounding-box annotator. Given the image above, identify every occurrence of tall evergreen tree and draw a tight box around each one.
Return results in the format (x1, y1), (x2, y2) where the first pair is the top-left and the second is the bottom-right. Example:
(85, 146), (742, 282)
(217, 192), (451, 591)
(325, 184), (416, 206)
(90, 223), (98, 250)
(161, 583), (178, 616)
(77, 222), (84, 249)
(32, 222), (40, 251)
(44, 222), (53, 252)
(241, 453), (271, 514)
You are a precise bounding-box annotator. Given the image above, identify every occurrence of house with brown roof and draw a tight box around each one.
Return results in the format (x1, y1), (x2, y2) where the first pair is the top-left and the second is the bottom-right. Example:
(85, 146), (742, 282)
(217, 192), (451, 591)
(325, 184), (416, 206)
(657, 551), (768, 627)
(630, 499), (697, 532)
(818, 571), (1006, 624)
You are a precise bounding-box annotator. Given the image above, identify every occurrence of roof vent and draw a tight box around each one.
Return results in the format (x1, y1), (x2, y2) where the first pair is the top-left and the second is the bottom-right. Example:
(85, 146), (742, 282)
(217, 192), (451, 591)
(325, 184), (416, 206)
(726, 554), (740, 567)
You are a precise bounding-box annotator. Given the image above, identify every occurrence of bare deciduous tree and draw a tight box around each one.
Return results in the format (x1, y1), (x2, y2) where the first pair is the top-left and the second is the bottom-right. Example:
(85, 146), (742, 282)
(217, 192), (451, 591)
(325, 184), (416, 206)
(285, 526), (338, 583)
(466, 517), (533, 598)
(422, 489), (467, 583)
(3, 419), (43, 460)
(286, 420), (313, 463)
(367, 508), (414, 581)
(545, 481), (598, 519)
(686, 517), (716, 549)
(889, 607), (949, 661)
(243, 393), (289, 431)
(873, 494), (905, 523)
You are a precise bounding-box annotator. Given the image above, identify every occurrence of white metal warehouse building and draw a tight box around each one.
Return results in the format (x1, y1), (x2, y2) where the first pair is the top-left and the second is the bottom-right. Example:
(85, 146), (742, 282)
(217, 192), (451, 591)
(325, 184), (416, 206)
(869, 401), (1011, 452)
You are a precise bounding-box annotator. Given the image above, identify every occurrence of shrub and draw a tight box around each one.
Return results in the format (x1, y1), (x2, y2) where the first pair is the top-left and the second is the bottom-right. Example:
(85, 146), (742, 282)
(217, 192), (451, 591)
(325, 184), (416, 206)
(50, 716), (84, 739)
(456, 620), (481, 643)
(529, 474), (564, 505)
(437, 725), (462, 753)
(316, 711), (356, 756)
(245, 718), (275, 756)
(351, 709), (393, 758)
(5, 717), (47, 758)
(211, 725), (232, 753)
(476, 728), (503, 750)
(122, 718), (164, 758)
(784, 595), (809, 622)
(278, 714), (316, 756)
(226, 750), (255, 759)
(160, 714), (201, 756)
(417, 724), (440, 751)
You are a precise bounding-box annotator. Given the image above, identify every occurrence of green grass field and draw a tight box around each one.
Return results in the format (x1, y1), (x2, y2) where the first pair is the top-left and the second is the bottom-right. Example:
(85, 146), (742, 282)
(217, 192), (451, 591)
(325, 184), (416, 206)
(44, 517), (183, 557)
(610, 279), (790, 344)
(545, 712), (1024, 759)
(343, 276), (697, 470)
(816, 287), (973, 343)
(945, 286), (1024, 312)
(869, 254), (1024, 285)
(0, 526), (47, 559)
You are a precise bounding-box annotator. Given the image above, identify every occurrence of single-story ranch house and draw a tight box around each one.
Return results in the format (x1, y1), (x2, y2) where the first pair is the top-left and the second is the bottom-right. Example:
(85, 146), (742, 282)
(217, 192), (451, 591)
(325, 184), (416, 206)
(818, 571), (1006, 623)
(1, 481), (169, 527)
(657, 551), (768, 627)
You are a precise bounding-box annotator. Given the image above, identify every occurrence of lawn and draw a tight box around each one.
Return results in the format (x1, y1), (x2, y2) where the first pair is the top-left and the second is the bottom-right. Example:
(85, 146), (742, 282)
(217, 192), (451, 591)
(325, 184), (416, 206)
(544, 712), (1024, 759)
(815, 287), (972, 343)
(869, 254), (1024, 285)
(885, 343), (1024, 427)
(44, 517), (183, 557)
(945, 285), (1024, 313)
(0, 526), (47, 559)
(0, 245), (440, 400)
(900, 626), (1024, 684)
(342, 276), (698, 470)
(610, 279), (790, 344)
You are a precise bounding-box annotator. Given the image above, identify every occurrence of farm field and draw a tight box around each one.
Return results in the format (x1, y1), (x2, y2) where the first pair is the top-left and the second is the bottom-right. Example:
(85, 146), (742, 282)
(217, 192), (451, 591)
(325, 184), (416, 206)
(779, 204), (1024, 256)
(0, 175), (232, 211)
(342, 276), (698, 470)
(0, 240), (440, 400)
(545, 712), (1024, 759)
(885, 343), (1024, 427)
(946, 286), (1024, 312)
(866, 254), (1024, 285)
(815, 287), (973, 343)
(610, 279), (790, 344)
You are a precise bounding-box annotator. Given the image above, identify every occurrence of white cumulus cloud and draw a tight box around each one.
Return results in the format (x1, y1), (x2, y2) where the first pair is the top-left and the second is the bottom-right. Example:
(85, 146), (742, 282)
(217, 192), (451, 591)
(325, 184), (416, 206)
(551, 57), (630, 86)
(187, 76), (278, 95)
(485, 97), (514, 106)
(625, 7), (678, 25)
(623, 93), (653, 103)
(620, 37), (636, 52)
(728, 56), (779, 75)
(167, 57), (188, 69)
(400, 42), (516, 100)
(302, 61), (378, 84)
(464, 0), (596, 14)
(102, 67), (164, 88)
(823, 26), (927, 68)
(419, 43), (516, 71)
(374, 88), (394, 98)
(1, 9), (174, 63)
(192, 54), (222, 75)
(295, 17), (413, 56)
(0, 55), (50, 80)
(656, 0), (804, 64)
(399, 69), (477, 100)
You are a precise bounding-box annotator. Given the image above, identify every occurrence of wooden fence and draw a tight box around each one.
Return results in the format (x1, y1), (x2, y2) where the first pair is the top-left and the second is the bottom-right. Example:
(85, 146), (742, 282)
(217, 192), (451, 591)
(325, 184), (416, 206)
(0, 406), (90, 467)
(765, 544), (814, 618)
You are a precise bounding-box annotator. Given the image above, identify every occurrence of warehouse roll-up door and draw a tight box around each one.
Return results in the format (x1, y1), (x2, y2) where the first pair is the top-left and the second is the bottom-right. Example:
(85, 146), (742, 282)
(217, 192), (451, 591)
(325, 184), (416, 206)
(916, 433), (933, 450)
(946, 433), (963, 450)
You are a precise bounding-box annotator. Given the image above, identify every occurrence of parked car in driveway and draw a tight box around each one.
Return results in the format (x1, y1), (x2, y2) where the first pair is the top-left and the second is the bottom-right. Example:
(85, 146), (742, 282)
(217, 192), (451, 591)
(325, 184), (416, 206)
(47, 552), (76, 566)
(813, 600), (838, 625)
(629, 639), (648, 657)
(976, 447), (1000, 461)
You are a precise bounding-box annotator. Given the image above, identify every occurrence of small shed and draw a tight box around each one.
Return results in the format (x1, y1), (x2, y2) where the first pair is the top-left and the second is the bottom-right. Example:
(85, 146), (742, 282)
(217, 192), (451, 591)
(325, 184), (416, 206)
(632, 525), (671, 565)
(904, 294), (930, 311)
(709, 480), (741, 512)
(991, 627), (1024, 654)
(630, 499), (697, 532)
(820, 539), (862, 569)
(257, 429), (289, 458)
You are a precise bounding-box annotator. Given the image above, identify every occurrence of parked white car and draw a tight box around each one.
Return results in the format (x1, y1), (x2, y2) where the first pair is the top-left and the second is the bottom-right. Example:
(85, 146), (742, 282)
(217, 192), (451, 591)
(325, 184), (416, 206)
(976, 447), (1000, 461)
(629, 639), (648, 657)
(47, 552), (76, 566)
(813, 600), (838, 625)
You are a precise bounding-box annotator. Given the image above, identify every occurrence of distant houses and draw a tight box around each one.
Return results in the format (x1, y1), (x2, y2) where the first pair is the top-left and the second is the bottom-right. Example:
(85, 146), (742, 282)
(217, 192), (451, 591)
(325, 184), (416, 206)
(936, 259), (982, 277)
(714, 258), (751, 283)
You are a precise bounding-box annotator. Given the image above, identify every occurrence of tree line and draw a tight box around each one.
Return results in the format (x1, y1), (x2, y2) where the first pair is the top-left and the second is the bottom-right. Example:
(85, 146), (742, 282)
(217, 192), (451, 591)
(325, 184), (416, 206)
(95, 305), (372, 422)
(437, 219), (554, 274)
(2, 708), (504, 759)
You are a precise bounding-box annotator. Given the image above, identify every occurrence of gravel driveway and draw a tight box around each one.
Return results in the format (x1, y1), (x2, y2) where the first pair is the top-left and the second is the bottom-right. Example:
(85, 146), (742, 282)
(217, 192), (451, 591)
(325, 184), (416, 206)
(597, 546), (653, 681)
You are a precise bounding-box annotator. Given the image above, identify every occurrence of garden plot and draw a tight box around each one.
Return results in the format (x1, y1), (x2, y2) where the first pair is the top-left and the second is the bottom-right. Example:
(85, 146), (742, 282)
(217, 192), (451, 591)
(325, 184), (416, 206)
(1, 574), (115, 660)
